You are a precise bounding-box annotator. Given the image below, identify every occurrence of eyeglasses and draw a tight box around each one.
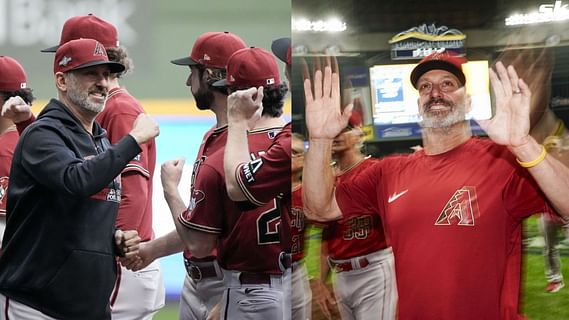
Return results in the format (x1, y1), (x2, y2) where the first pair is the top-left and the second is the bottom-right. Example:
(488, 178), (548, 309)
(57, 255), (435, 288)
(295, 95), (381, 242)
(417, 79), (461, 95)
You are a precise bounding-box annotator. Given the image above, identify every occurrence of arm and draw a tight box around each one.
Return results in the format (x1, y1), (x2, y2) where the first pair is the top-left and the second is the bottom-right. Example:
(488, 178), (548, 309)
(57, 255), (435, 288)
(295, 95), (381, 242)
(302, 66), (351, 220)
(224, 87), (264, 201)
(161, 159), (218, 258)
(21, 126), (142, 197)
(116, 172), (149, 233)
(121, 230), (185, 271)
(481, 62), (569, 217)
(1, 96), (34, 134)
(510, 138), (569, 217)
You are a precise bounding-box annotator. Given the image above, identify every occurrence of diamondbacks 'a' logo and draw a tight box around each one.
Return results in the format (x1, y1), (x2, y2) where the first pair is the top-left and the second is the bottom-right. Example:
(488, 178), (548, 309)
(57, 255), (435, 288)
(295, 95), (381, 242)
(59, 56), (72, 67)
(435, 186), (479, 226)
(93, 42), (106, 57)
(188, 189), (205, 212)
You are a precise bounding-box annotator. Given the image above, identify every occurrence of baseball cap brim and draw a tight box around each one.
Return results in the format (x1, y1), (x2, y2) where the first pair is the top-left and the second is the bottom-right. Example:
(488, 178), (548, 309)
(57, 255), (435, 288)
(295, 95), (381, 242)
(410, 60), (466, 89)
(41, 45), (59, 53)
(212, 79), (228, 87)
(170, 56), (199, 66)
(271, 38), (290, 64)
(70, 60), (125, 74)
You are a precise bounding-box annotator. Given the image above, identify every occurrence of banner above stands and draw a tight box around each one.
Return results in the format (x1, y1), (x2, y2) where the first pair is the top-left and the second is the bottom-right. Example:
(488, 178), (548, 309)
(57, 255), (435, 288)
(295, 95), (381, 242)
(388, 23), (466, 60)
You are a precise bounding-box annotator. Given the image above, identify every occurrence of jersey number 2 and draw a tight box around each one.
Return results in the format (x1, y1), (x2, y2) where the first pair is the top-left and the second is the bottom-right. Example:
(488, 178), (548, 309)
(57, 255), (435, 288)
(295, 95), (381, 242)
(256, 199), (281, 245)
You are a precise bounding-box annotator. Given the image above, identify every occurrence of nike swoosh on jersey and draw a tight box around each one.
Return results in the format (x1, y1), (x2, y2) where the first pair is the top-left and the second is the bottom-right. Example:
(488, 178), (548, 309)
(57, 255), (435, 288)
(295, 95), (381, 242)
(388, 189), (408, 203)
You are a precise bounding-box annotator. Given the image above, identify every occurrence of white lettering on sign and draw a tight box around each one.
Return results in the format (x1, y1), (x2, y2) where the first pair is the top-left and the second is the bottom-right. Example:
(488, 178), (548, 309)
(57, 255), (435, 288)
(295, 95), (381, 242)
(292, 18), (347, 32)
(412, 47), (446, 58)
(0, 0), (137, 46)
(505, 1), (569, 26)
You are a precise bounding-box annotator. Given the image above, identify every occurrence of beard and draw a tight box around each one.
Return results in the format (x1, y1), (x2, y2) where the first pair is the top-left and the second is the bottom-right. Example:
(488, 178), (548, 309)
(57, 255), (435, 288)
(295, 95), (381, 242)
(66, 76), (107, 113)
(193, 86), (215, 110)
(419, 98), (466, 129)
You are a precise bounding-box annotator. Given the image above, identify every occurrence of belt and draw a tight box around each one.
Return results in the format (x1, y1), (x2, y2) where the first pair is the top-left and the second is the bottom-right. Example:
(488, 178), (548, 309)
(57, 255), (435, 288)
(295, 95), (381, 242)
(184, 259), (218, 281)
(279, 252), (292, 271)
(329, 257), (369, 273)
(239, 272), (273, 285)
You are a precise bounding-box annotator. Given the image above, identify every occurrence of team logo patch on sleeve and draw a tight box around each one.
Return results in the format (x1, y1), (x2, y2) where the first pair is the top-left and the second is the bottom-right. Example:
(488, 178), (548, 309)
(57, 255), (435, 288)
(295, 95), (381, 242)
(188, 189), (205, 212)
(242, 158), (264, 184)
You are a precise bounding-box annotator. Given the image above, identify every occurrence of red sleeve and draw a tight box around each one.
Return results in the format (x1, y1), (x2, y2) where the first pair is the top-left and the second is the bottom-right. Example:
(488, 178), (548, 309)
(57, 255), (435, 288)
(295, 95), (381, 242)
(0, 131), (19, 215)
(16, 114), (36, 135)
(105, 113), (150, 179)
(115, 171), (148, 231)
(503, 165), (555, 220)
(235, 128), (291, 206)
(178, 164), (224, 234)
(335, 162), (383, 219)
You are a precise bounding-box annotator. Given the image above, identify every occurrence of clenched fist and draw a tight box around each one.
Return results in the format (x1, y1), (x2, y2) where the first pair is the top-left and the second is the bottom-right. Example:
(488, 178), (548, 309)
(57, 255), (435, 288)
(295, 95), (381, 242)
(129, 113), (159, 145)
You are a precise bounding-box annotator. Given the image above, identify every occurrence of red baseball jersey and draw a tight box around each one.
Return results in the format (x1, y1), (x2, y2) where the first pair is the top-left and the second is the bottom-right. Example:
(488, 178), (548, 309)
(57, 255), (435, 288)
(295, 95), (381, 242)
(180, 127), (286, 274)
(322, 158), (389, 260)
(235, 122), (291, 206)
(336, 137), (554, 320)
(291, 185), (306, 262)
(181, 125), (227, 262)
(96, 87), (156, 241)
(0, 130), (18, 216)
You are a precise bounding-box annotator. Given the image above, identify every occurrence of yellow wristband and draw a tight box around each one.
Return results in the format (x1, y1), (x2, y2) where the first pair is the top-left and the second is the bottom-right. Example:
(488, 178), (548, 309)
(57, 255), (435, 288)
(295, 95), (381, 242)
(516, 144), (547, 168)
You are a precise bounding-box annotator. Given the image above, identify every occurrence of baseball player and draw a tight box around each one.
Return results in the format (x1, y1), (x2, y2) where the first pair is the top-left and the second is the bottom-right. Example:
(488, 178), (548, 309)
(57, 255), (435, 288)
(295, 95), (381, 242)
(31, 14), (166, 319)
(223, 38), (309, 319)
(318, 116), (397, 320)
(168, 46), (289, 320)
(123, 31), (248, 320)
(0, 56), (35, 248)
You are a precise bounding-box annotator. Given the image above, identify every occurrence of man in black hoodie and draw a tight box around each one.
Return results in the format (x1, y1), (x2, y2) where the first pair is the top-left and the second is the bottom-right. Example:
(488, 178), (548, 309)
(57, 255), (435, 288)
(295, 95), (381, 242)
(0, 38), (159, 320)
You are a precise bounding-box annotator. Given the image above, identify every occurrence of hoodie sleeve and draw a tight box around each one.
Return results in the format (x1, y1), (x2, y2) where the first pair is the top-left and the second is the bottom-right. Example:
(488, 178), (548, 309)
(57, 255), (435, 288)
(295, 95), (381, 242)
(19, 123), (141, 197)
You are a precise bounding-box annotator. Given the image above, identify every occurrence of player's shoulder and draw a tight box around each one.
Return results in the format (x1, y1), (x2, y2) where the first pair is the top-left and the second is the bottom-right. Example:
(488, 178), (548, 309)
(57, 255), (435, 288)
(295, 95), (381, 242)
(104, 88), (145, 114)
(249, 126), (283, 139)
(468, 137), (517, 166)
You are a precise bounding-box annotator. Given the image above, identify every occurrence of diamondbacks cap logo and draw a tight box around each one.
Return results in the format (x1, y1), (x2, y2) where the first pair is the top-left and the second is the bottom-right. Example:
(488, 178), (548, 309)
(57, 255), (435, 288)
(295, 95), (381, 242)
(59, 56), (72, 67)
(203, 54), (211, 61)
(435, 186), (480, 226)
(93, 41), (106, 56)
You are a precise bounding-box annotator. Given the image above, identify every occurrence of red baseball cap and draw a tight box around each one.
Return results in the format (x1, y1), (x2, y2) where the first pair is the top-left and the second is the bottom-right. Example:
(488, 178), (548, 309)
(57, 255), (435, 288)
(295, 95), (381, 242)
(0, 56), (28, 91)
(171, 32), (247, 69)
(410, 50), (467, 89)
(347, 109), (363, 128)
(41, 14), (119, 53)
(54, 38), (125, 74)
(271, 37), (291, 65)
(213, 47), (281, 88)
